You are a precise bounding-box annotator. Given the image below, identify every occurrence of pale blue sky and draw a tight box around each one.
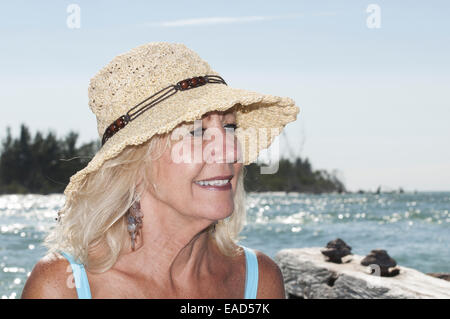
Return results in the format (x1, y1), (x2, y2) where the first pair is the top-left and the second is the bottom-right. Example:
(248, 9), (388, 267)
(1, 1), (449, 191)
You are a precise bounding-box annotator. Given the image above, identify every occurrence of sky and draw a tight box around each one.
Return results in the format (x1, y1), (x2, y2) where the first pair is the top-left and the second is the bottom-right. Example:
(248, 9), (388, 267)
(1, 0), (449, 192)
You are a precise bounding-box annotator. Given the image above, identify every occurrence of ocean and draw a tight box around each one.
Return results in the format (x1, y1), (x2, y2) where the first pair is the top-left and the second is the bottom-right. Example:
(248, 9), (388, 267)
(0, 192), (449, 299)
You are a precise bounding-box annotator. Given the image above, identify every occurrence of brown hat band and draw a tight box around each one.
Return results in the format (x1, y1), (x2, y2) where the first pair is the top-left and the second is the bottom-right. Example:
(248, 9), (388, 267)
(101, 75), (227, 146)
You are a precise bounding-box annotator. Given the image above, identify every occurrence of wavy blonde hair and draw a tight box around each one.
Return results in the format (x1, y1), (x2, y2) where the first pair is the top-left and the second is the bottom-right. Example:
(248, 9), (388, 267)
(45, 124), (246, 273)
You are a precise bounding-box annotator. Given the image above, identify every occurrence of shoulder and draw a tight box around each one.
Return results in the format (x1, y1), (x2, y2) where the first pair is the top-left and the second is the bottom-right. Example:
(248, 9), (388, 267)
(252, 249), (286, 299)
(21, 252), (78, 299)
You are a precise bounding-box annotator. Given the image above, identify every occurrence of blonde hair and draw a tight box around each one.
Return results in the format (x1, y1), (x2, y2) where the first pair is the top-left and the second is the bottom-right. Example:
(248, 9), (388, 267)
(44, 127), (246, 273)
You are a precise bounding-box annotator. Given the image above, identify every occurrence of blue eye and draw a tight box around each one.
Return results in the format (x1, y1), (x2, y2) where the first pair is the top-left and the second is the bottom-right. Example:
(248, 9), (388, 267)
(189, 124), (237, 136)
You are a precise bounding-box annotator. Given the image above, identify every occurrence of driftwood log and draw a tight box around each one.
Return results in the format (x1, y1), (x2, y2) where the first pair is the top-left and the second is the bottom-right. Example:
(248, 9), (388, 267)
(274, 247), (450, 299)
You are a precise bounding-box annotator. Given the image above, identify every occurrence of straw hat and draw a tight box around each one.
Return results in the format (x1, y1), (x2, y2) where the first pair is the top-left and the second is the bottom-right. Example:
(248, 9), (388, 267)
(64, 42), (299, 200)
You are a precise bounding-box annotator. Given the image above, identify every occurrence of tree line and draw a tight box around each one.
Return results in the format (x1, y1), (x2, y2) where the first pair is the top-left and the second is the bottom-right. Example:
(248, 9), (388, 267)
(0, 124), (345, 194)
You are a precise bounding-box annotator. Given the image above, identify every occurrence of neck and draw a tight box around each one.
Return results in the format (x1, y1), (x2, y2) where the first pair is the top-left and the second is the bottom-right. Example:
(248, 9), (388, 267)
(115, 189), (218, 290)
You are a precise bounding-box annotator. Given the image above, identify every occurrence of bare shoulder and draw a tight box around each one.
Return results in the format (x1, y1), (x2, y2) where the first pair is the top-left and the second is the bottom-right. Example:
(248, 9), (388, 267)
(21, 252), (78, 299)
(253, 249), (286, 299)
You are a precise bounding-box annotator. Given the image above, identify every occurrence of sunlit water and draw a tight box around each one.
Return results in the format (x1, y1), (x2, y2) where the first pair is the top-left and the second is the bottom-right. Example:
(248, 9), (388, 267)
(0, 192), (449, 298)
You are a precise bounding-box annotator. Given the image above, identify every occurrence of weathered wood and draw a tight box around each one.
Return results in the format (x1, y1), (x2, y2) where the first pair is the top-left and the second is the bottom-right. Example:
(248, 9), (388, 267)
(427, 273), (450, 282)
(274, 247), (450, 299)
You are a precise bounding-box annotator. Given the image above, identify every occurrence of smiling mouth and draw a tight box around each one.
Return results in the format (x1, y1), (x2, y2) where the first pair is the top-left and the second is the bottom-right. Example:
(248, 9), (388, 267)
(194, 175), (233, 190)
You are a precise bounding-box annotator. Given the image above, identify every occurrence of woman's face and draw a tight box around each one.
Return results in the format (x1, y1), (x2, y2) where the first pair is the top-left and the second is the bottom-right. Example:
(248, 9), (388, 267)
(149, 110), (243, 222)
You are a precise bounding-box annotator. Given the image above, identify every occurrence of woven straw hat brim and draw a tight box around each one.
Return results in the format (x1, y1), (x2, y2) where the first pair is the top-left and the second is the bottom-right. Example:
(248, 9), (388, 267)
(63, 83), (299, 200)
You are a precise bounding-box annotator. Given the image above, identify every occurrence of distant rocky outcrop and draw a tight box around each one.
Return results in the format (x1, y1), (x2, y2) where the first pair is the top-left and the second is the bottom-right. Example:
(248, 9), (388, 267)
(274, 247), (450, 299)
(426, 273), (450, 282)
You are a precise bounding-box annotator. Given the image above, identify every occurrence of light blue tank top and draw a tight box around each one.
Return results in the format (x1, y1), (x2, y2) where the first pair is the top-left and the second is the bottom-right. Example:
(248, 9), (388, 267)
(60, 245), (258, 299)
(59, 251), (92, 299)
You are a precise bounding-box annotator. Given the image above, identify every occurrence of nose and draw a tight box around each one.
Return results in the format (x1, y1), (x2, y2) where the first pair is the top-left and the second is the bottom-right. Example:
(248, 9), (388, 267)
(202, 124), (241, 164)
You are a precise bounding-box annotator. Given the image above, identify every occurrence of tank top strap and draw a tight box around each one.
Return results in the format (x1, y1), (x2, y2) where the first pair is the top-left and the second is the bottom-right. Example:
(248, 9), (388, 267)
(59, 251), (92, 299)
(242, 246), (259, 299)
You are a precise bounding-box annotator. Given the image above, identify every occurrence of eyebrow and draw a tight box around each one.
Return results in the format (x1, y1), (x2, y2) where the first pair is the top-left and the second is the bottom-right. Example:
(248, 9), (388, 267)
(203, 110), (236, 120)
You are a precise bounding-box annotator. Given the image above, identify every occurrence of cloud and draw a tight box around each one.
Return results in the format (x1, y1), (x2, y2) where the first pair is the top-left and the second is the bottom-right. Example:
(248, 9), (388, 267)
(146, 14), (304, 28)
(312, 11), (338, 17)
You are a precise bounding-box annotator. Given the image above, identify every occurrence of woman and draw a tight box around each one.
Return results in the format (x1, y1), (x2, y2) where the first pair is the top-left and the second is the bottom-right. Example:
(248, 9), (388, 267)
(21, 42), (299, 299)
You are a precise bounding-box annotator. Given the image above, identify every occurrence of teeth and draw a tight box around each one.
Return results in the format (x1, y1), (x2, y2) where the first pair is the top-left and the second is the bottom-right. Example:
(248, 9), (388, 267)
(195, 179), (230, 186)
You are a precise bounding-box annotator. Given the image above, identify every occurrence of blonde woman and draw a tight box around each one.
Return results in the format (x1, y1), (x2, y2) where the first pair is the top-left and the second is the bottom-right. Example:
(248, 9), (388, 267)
(21, 42), (299, 299)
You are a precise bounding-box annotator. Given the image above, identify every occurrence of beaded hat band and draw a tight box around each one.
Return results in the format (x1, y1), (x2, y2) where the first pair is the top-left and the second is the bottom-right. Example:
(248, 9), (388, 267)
(102, 75), (227, 145)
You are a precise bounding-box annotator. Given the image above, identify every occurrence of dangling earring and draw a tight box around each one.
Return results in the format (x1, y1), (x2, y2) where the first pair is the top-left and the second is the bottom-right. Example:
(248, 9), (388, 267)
(127, 197), (143, 251)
